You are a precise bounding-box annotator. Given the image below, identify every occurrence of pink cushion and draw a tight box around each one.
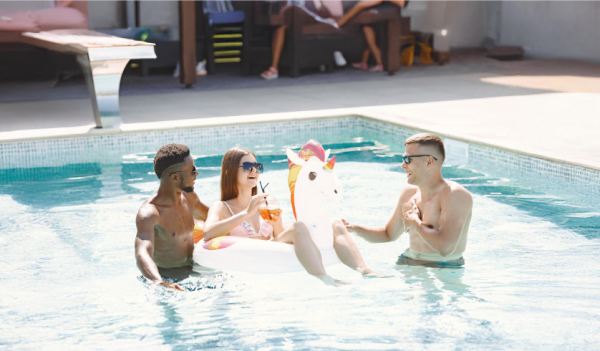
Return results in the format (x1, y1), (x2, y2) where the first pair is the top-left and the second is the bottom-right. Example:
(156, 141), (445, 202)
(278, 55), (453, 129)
(0, 11), (40, 32)
(30, 7), (87, 31)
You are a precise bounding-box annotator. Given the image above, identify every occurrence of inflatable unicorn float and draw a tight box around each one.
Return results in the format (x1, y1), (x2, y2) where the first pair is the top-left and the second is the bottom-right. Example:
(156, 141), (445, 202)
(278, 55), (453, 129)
(193, 140), (344, 273)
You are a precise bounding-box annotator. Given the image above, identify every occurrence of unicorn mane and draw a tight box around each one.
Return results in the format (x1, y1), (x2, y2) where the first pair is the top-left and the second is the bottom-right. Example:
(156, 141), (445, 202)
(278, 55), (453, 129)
(287, 140), (326, 219)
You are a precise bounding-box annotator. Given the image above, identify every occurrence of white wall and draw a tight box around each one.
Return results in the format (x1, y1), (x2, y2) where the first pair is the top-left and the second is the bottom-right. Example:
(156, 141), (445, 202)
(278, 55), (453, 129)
(445, 1), (486, 48)
(139, 1), (179, 28)
(87, 1), (123, 29)
(497, 1), (600, 62)
(404, 1), (487, 50)
(88, 1), (179, 30)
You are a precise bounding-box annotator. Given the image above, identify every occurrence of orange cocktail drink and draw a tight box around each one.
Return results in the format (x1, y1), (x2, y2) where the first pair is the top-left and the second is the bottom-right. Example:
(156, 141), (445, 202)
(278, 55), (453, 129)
(260, 205), (282, 220)
(259, 194), (281, 220)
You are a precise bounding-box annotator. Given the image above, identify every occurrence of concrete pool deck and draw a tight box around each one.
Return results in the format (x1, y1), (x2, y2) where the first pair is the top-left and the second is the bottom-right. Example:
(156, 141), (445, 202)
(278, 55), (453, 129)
(1, 56), (599, 171)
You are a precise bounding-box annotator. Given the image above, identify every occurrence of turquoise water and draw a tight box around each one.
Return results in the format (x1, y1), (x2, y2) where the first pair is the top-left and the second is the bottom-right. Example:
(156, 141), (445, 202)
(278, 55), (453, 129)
(1, 134), (600, 349)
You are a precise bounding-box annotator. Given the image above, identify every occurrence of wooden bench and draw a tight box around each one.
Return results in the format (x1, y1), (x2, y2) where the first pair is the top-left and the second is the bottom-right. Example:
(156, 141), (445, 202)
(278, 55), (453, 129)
(1, 2), (155, 128)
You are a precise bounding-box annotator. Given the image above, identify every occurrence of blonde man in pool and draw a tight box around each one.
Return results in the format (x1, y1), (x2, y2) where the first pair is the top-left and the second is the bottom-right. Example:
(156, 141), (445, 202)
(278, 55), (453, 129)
(339, 133), (473, 266)
(135, 143), (209, 291)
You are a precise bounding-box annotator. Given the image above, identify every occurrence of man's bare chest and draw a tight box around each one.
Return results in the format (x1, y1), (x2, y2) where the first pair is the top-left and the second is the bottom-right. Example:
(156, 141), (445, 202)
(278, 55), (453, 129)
(155, 204), (194, 241)
(403, 195), (442, 229)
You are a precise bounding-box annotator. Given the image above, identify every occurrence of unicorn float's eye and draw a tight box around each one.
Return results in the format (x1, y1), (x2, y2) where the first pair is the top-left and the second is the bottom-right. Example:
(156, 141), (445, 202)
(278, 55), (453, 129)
(309, 172), (317, 180)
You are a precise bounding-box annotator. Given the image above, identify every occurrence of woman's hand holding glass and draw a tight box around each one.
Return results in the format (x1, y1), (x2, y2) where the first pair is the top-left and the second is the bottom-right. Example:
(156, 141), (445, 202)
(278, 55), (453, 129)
(260, 195), (284, 235)
(246, 193), (270, 216)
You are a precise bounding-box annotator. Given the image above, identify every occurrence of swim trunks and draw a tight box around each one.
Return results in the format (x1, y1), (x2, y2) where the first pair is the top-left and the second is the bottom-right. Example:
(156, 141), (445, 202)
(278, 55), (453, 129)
(155, 257), (194, 269)
(396, 248), (464, 268)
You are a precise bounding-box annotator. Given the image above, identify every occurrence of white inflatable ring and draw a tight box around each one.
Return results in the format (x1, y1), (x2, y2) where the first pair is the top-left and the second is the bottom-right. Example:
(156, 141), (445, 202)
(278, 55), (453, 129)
(194, 236), (340, 274)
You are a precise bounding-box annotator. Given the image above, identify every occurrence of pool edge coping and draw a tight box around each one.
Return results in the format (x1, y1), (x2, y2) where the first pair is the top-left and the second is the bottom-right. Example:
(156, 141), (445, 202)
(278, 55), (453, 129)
(1, 106), (599, 173)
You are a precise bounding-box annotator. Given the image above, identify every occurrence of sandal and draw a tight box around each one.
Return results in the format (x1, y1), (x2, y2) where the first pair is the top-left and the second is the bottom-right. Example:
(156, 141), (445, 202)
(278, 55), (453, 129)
(369, 65), (384, 72)
(196, 61), (207, 76)
(351, 62), (368, 70)
(260, 67), (279, 80)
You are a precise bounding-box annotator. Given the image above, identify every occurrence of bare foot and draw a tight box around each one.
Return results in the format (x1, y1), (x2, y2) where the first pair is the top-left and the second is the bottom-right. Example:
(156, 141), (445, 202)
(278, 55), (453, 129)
(316, 275), (351, 286)
(335, 279), (352, 286)
(357, 267), (394, 278)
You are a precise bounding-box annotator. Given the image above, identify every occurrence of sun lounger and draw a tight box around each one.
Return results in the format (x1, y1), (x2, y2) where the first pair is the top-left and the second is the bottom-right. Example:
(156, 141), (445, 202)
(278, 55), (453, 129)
(19, 30), (156, 129)
(1, 1), (156, 129)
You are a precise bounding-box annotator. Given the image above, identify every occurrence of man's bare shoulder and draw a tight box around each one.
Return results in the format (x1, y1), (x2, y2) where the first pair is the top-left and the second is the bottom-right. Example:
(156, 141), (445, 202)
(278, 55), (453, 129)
(137, 196), (160, 224)
(441, 181), (473, 207)
(399, 184), (419, 202)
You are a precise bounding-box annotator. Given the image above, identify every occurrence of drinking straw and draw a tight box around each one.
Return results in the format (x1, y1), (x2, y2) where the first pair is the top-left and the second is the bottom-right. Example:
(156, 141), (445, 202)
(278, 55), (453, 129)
(259, 181), (272, 220)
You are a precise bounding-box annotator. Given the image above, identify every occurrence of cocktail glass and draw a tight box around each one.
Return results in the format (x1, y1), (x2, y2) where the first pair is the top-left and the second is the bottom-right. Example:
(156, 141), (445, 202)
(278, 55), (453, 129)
(259, 195), (282, 220)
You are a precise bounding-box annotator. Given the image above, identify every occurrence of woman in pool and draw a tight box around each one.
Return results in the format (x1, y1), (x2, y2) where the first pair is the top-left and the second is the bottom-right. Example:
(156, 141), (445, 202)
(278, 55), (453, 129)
(203, 147), (386, 285)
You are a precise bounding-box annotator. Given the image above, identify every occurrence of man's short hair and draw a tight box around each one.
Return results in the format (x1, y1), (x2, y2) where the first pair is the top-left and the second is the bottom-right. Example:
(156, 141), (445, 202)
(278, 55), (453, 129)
(154, 143), (190, 179)
(405, 133), (445, 161)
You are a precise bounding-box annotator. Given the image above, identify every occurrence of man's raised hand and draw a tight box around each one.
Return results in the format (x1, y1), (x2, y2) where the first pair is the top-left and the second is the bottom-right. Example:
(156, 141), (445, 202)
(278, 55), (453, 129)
(411, 199), (421, 220)
(342, 219), (354, 232)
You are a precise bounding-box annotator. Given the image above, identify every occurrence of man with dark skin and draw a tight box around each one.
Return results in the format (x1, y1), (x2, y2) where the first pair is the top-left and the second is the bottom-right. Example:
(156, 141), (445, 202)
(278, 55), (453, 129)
(340, 133), (473, 266)
(135, 144), (209, 290)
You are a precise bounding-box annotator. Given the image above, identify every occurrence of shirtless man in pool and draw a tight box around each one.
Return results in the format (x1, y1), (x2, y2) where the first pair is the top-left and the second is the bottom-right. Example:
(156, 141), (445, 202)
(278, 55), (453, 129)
(135, 143), (209, 290)
(340, 133), (473, 266)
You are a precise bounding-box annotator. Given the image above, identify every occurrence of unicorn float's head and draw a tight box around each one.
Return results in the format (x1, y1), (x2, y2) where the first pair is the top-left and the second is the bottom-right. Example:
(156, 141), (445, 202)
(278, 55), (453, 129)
(287, 140), (343, 216)
(286, 140), (343, 248)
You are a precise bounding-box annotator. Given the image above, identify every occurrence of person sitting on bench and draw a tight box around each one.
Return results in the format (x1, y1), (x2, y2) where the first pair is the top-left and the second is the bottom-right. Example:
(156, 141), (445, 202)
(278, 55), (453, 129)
(261, 1), (340, 80)
(336, 0), (407, 73)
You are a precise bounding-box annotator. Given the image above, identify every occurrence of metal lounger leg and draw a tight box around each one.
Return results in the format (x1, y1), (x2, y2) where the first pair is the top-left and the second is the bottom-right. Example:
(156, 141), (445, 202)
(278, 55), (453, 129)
(77, 54), (129, 129)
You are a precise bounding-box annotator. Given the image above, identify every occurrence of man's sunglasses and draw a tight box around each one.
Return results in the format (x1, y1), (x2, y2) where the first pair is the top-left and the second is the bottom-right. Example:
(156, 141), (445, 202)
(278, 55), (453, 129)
(401, 155), (438, 164)
(240, 162), (264, 173)
(171, 167), (198, 177)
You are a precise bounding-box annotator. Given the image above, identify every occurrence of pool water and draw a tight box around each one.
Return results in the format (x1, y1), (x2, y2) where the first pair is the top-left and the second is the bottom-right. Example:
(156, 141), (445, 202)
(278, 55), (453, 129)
(1, 133), (599, 349)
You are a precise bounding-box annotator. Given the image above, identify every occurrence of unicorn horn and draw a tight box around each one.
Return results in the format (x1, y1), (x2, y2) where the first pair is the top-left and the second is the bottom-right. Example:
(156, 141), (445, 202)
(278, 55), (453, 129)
(323, 155), (336, 171)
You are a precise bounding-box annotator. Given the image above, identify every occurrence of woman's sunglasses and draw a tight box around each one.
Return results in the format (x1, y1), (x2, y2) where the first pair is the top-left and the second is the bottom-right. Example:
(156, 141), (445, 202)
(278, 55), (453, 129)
(240, 162), (264, 173)
(401, 155), (438, 164)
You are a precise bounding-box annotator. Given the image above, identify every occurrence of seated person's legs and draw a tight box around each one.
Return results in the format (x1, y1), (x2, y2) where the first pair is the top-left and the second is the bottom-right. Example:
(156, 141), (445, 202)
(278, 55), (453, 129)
(338, 0), (406, 28)
(346, 1), (407, 72)
(363, 25), (384, 71)
(261, 25), (286, 80)
(331, 219), (391, 277)
(272, 222), (349, 285)
(351, 26), (383, 72)
(336, 0), (383, 28)
(352, 49), (371, 70)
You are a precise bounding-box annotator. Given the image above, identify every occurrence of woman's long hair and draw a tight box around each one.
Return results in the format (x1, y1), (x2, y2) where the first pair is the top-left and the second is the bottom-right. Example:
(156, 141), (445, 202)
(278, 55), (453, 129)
(221, 147), (258, 201)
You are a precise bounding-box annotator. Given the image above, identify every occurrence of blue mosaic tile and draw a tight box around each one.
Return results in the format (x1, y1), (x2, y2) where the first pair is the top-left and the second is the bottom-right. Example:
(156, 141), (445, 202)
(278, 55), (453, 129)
(1, 116), (598, 199)
(356, 118), (600, 199)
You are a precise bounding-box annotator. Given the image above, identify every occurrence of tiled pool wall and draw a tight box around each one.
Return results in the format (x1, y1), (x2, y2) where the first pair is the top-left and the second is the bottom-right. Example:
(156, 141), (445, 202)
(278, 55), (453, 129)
(1, 116), (599, 198)
(0, 117), (364, 170)
(360, 118), (600, 200)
